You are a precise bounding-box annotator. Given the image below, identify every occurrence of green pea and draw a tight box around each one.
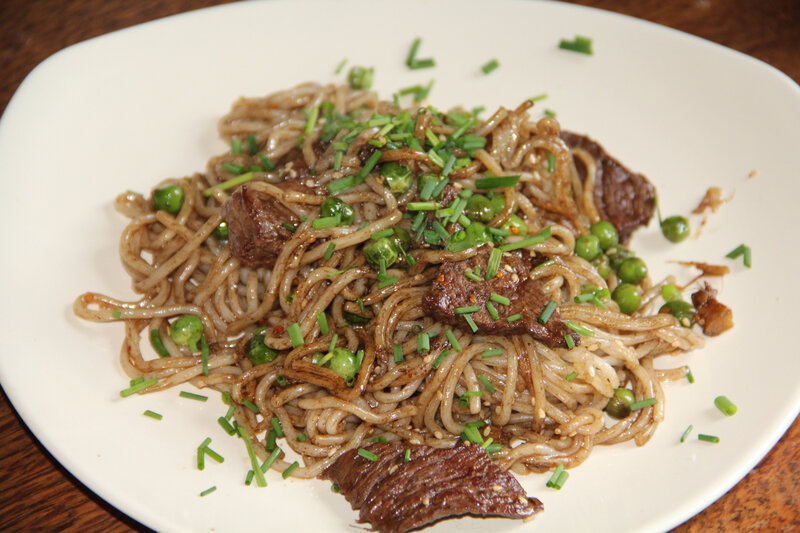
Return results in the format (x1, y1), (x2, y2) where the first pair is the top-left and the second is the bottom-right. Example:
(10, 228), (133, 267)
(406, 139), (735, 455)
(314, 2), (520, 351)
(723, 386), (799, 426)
(659, 300), (697, 327)
(607, 245), (634, 271)
(325, 347), (358, 382)
(212, 221), (229, 240)
(320, 197), (355, 225)
(574, 234), (601, 261)
(612, 283), (642, 314)
(618, 257), (648, 284)
(170, 315), (203, 351)
(489, 192), (506, 216)
(363, 237), (399, 270)
(661, 283), (682, 302)
(248, 331), (278, 365)
(591, 254), (612, 280)
(661, 215), (690, 243)
(347, 66), (373, 90)
(590, 220), (619, 250)
(391, 227), (411, 253)
(380, 162), (413, 196)
(153, 184), (184, 214)
(465, 194), (494, 223)
(500, 214), (528, 237)
(605, 387), (636, 419)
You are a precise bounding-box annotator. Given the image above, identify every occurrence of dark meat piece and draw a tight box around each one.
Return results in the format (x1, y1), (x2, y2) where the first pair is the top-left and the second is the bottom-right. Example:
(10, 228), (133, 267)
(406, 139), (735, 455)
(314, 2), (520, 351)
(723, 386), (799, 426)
(691, 283), (734, 336)
(222, 185), (298, 269)
(422, 245), (578, 348)
(561, 131), (655, 242)
(323, 442), (543, 533)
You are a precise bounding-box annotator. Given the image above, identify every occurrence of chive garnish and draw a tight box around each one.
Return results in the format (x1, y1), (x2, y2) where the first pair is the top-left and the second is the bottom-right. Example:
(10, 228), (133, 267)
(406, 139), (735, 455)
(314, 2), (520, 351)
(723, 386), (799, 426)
(432, 349), (451, 369)
(430, 177), (450, 198)
(455, 305), (481, 314)
(283, 461), (300, 479)
(150, 330), (170, 358)
(726, 243), (752, 268)
(486, 301), (500, 320)
(334, 58), (348, 74)
(265, 429), (277, 452)
(482, 348), (503, 358)
(179, 391), (209, 402)
(371, 228), (394, 240)
(481, 58), (500, 74)
(258, 155), (276, 171)
(230, 139), (242, 154)
(222, 162), (245, 175)
(288, 323), (304, 347)
(486, 248), (503, 280)
(417, 334), (430, 354)
(462, 423), (484, 444)
(271, 416), (285, 438)
(714, 395), (737, 416)
(565, 371), (578, 381)
(323, 242), (336, 261)
(130, 377), (144, 386)
(478, 375), (496, 394)
(276, 374), (287, 387)
(698, 433), (720, 443)
(112, 310), (121, 318)
(281, 222), (297, 232)
(218, 416), (236, 435)
(404, 448), (411, 463)
(358, 448), (379, 461)
(371, 435), (388, 444)
(490, 293), (511, 306)
(313, 215), (341, 229)
(445, 330), (461, 351)
(247, 133), (258, 155)
(564, 334), (575, 349)
(304, 105), (319, 136)
(406, 38), (436, 69)
(499, 227), (551, 251)
(199, 486), (217, 497)
(204, 445), (224, 464)
(331, 482), (340, 492)
(464, 270), (482, 282)
(547, 152), (556, 173)
(225, 405), (235, 419)
(203, 172), (255, 196)
(680, 425), (693, 443)
(546, 464), (565, 488)
(200, 334), (209, 376)
(485, 443), (503, 454)
(529, 93), (548, 102)
(238, 426), (267, 487)
(558, 35), (593, 55)
(244, 470), (255, 486)
(261, 446), (283, 472)
(506, 313), (522, 323)
(317, 312), (329, 335)
(242, 399), (260, 413)
(538, 300), (558, 325)
(407, 201), (439, 211)
(119, 378), (158, 398)
(566, 320), (594, 337)
(685, 366), (695, 384)
(463, 314), (479, 332)
(475, 175), (520, 189)
(143, 410), (162, 420)
(629, 398), (657, 411)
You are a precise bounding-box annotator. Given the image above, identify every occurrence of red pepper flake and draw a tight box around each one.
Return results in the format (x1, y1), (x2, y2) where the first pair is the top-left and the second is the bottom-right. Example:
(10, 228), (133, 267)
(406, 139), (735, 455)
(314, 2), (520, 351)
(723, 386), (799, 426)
(510, 226), (520, 235)
(273, 325), (285, 335)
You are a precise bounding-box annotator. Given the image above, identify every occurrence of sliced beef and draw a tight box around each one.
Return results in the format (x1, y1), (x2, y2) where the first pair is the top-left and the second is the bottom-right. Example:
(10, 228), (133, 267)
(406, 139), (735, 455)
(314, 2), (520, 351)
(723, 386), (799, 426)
(561, 131), (655, 242)
(323, 442), (543, 533)
(422, 245), (578, 348)
(222, 185), (298, 269)
(691, 283), (734, 336)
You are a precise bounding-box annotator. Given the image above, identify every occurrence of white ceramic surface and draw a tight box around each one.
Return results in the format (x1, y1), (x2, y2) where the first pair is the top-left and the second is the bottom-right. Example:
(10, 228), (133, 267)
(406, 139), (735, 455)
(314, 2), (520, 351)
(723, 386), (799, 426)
(1, 1), (798, 532)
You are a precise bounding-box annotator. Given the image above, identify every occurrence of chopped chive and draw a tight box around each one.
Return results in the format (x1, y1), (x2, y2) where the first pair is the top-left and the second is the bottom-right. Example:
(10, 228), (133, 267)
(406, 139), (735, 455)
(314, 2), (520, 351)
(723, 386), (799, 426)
(410, 58), (435, 70)
(258, 155), (276, 171)
(265, 429), (277, 451)
(461, 390), (484, 398)
(204, 446), (224, 464)
(371, 228), (395, 240)
(130, 377), (144, 386)
(535, 258), (555, 270)
(685, 366), (695, 384)
(242, 399), (260, 413)
(481, 58), (500, 74)
(462, 423), (484, 444)
(485, 443), (503, 454)
(538, 300), (558, 325)
(499, 227), (551, 251)
(454, 305), (481, 314)
(297, 433), (307, 442)
(448, 197), (468, 224)
(247, 133), (258, 155)
(506, 313), (522, 323)
(547, 152), (556, 173)
(276, 374), (287, 387)
(417, 333), (430, 354)
(478, 375), (496, 394)
(179, 391), (208, 402)
(552, 470), (570, 490)
(222, 162), (245, 175)
(564, 334), (575, 349)
(244, 470), (255, 486)
(357, 150), (382, 181)
(317, 312), (330, 335)
(481, 437), (494, 450)
(230, 138), (242, 154)
(698, 433), (720, 443)
(149, 330), (171, 358)
(288, 323), (304, 347)
(486, 301), (500, 320)
(218, 416), (236, 435)
(238, 426), (267, 487)
(271, 416), (285, 438)
(120, 379), (158, 397)
(714, 395), (738, 416)
(529, 93), (548, 102)
(566, 320), (594, 337)
(432, 349), (451, 369)
(565, 371), (578, 381)
(463, 314), (479, 332)
(546, 464), (565, 488)
(445, 330), (461, 351)
(222, 391), (232, 405)
(404, 448), (411, 463)
(356, 349), (365, 369)
(680, 425), (693, 443)
(331, 482), (340, 492)
(419, 178), (439, 200)
(304, 106), (319, 136)
(143, 410), (162, 420)
(482, 348), (503, 358)
(726, 244), (752, 268)
(203, 172), (255, 196)
(377, 275), (399, 289)
(323, 242), (337, 261)
(225, 405), (235, 419)
(406, 37), (422, 66)
(464, 271), (482, 282)
(327, 175), (357, 194)
(282, 461), (300, 479)
(486, 248), (503, 280)
(629, 398), (657, 411)
(281, 222), (297, 232)
(371, 435), (388, 444)
(431, 220), (450, 242)
(313, 215), (341, 229)
(199, 486), (217, 497)
(406, 201), (439, 211)
(490, 293), (511, 306)
(112, 310), (122, 318)
(474, 175), (520, 189)
(430, 177), (450, 198)
(559, 35), (593, 55)
(545, 108), (557, 117)
(200, 334), (209, 377)
(261, 446), (283, 472)
(358, 448), (379, 461)
(335, 58), (348, 74)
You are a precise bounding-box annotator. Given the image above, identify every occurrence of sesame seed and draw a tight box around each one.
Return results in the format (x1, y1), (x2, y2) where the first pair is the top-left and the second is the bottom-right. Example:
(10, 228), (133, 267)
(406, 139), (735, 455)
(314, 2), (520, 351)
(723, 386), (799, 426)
(511, 273), (519, 282)
(423, 497), (430, 505)
(492, 485), (503, 492)
(504, 264), (513, 272)
(482, 425), (491, 436)
(434, 431), (443, 439)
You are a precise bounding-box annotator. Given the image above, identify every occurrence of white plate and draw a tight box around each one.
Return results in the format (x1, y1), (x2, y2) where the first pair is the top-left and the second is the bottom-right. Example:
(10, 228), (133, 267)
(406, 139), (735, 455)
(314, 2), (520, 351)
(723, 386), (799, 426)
(1, 1), (799, 532)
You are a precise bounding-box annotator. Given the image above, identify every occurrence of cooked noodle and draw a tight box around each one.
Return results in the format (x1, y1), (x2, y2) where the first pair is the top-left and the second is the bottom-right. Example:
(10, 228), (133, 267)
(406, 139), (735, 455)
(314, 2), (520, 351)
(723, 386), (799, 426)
(74, 82), (705, 479)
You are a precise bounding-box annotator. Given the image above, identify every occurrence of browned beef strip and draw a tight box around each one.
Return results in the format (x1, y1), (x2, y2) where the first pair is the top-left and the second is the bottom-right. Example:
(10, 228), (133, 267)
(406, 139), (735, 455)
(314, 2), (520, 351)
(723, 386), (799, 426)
(323, 442), (543, 533)
(422, 245), (578, 348)
(691, 283), (734, 336)
(560, 131), (655, 242)
(222, 185), (298, 268)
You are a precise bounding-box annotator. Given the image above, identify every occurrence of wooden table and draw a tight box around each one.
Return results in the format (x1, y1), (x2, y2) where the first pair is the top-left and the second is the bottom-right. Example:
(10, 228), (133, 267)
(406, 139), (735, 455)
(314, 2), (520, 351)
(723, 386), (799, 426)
(1, 0), (798, 531)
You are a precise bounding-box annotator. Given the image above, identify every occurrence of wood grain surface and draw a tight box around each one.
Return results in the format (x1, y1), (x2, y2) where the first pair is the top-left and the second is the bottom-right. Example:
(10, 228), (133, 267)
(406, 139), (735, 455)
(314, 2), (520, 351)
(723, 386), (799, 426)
(1, 1), (798, 532)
